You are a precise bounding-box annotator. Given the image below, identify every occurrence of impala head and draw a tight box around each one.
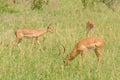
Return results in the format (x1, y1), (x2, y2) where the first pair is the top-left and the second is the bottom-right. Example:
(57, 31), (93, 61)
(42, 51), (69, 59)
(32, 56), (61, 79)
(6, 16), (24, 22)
(86, 20), (94, 29)
(59, 45), (69, 66)
(47, 24), (53, 33)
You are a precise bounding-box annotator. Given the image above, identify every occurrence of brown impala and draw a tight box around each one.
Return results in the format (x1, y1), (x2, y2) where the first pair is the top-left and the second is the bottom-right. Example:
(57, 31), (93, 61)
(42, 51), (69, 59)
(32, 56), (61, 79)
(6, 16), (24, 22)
(59, 37), (105, 70)
(11, 24), (52, 51)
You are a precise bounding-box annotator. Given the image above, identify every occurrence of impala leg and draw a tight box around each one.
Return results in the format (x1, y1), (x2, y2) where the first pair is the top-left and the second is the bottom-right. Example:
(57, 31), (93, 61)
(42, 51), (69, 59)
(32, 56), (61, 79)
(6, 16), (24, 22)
(36, 38), (40, 45)
(36, 38), (44, 52)
(94, 48), (101, 71)
(17, 38), (22, 52)
(80, 50), (86, 64)
(9, 37), (22, 53)
(18, 43), (22, 53)
(81, 53), (85, 63)
(31, 38), (36, 48)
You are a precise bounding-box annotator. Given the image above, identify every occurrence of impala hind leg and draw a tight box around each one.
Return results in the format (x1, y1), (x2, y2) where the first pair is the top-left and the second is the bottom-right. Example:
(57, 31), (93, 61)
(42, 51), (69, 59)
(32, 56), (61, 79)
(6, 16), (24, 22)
(16, 38), (22, 52)
(94, 48), (101, 71)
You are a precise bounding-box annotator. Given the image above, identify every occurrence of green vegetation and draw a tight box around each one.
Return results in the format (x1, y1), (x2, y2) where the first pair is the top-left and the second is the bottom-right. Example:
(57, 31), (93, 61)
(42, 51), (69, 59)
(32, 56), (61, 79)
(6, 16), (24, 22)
(0, 0), (120, 80)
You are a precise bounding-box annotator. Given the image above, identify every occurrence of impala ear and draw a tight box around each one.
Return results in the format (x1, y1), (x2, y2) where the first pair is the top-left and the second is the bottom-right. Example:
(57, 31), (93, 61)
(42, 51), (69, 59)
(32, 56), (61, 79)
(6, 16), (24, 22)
(47, 24), (52, 29)
(47, 26), (50, 29)
(48, 24), (51, 27)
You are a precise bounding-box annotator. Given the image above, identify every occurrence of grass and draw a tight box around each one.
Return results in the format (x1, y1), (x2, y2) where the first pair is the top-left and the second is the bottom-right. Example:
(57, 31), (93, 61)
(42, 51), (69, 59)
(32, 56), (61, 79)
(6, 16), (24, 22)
(0, 0), (120, 80)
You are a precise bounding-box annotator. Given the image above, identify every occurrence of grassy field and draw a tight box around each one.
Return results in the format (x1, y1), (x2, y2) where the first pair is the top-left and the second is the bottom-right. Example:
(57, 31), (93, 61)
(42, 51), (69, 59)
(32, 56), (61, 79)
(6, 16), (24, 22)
(0, 0), (120, 80)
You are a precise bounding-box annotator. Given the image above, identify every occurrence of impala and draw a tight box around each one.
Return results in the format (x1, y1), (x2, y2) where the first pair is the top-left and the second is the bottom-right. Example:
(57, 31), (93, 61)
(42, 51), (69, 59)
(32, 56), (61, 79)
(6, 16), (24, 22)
(86, 20), (94, 37)
(11, 24), (52, 51)
(59, 37), (105, 69)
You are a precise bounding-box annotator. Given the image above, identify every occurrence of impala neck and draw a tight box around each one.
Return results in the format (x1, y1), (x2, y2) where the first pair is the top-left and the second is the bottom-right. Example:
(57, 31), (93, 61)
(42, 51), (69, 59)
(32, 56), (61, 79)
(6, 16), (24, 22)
(39, 28), (48, 35)
(68, 49), (78, 60)
(64, 48), (78, 65)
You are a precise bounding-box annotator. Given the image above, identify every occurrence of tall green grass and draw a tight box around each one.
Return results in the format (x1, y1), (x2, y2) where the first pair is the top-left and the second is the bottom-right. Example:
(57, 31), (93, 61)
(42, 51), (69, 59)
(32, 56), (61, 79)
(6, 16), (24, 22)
(0, 0), (120, 80)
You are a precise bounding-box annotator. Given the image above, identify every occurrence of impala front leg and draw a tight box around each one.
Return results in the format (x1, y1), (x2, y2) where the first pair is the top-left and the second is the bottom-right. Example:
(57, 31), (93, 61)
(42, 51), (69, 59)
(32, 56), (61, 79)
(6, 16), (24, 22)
(81, 52), (85, 63)
(36, 37), (44, 52)
(31, 38), (36, 48)
(16, 37), (23, 53)
(36, 38), (40, 45)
